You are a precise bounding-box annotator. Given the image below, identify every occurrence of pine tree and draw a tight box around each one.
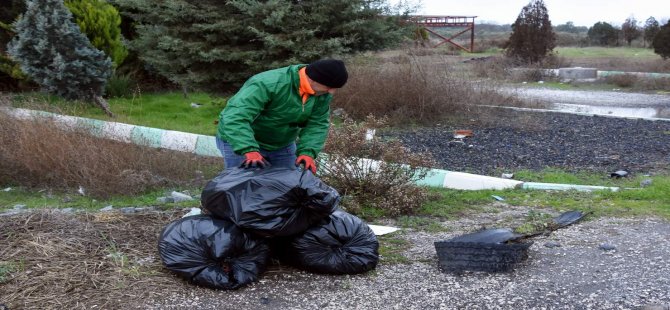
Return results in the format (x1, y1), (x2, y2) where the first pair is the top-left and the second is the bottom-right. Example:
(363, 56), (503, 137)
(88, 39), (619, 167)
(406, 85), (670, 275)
(587, 22), (618, 46)
(65, 0), (128, 67)
(652, 21), (670, 60)
(505, 0), (556, 64)
(643, 17), (660, 48)
(111, 0), (407, 91)
(8, 0), (113, 115)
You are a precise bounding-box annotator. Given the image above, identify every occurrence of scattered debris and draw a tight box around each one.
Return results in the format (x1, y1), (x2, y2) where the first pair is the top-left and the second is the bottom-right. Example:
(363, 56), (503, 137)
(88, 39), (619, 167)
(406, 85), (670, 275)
(599, 243), (616, 251)
(190, 102), (202, 108)
(640, 179), (653, 187)
(2, 187), (11, 192)
(491, 195), (505, 201)
(100, 205), (114, 212)
(77, 186), (86, 196)
(544, 241), (561, 248)
(453, 129), (473, 137)
(501, 173), (514, 179)
(13, 204), (26, 210)
(367, 224), (399, 236)
(182, 207), (202, 218)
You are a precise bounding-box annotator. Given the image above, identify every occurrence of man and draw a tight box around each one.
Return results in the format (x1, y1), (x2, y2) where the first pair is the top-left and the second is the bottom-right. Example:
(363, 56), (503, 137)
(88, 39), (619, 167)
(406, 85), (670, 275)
(216, 59), (348, 174)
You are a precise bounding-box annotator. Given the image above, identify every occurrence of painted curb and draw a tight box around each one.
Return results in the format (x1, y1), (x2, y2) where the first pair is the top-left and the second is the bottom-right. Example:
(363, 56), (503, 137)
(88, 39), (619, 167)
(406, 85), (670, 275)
(1, 107), (622, 192)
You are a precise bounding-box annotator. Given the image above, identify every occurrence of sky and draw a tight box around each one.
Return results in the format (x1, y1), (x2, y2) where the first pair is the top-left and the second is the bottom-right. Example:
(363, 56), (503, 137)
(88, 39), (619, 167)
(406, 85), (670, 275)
(413, 0), (670, 27)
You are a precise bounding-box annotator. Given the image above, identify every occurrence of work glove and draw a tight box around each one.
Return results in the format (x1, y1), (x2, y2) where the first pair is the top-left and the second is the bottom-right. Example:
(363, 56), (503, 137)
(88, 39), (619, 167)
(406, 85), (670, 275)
(295, 155), (317, 174)
(240, 151), (270, 169)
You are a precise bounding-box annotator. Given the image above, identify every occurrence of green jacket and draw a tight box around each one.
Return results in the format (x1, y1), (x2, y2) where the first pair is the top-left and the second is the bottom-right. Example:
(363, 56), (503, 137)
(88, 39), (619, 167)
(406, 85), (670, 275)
(217, 64), (332, 158)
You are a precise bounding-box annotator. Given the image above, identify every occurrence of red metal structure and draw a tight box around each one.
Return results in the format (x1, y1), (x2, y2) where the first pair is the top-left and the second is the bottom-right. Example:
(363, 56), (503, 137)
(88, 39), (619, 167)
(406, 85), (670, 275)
(410, 16), (477, 52)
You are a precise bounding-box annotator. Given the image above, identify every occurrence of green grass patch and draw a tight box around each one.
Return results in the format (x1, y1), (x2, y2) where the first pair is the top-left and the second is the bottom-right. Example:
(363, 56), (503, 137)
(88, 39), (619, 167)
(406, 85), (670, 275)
(396, 216), (450, 233)
(10, 92), (226, 135)
(555, 47), (658, 58)
(0, 261), (22, 284)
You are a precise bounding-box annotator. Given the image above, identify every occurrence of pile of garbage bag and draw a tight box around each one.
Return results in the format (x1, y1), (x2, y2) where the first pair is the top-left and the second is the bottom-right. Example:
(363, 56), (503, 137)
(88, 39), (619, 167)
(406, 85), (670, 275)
(158, 167), (379, 289)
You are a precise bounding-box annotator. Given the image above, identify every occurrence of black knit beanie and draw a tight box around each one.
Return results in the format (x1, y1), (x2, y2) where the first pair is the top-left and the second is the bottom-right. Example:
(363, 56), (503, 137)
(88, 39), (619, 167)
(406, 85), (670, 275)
(305, 59), (348, 88)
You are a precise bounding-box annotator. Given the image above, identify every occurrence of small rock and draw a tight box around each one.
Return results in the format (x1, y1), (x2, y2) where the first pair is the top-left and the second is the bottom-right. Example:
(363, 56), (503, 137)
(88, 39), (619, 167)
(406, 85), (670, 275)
(62, 196), (74, 203)
(599, 243), (616, 251)
(100, 205), (114, 212)
(640, 179), (653, 187)
(544, 242), (561, 248)
(60, 208), (74, 213)
(120, 207), (137, 214)
(171, 191), (194, 203)
(157, 197), (175, 203)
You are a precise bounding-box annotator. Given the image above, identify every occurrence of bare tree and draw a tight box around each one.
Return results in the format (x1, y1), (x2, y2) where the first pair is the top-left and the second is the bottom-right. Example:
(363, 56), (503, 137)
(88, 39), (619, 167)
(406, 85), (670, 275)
(621, 16), (640, 46)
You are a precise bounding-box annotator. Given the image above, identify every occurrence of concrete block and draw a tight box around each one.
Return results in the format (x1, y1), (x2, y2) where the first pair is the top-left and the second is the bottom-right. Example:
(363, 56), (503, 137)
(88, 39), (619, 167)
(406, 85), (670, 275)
(558, 67), (597, 80)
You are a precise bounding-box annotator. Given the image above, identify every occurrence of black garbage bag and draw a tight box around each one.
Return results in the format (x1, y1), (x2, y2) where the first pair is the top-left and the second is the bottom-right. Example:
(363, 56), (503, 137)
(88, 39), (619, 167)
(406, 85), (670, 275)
(274, 210), (379, 274)
(158, 215), (270, 290)
(201, 167), (340, 237)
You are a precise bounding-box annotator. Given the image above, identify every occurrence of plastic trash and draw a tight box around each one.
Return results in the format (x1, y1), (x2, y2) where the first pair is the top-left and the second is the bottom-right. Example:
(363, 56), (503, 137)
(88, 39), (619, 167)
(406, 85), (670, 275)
(551, 210), (585, 228)
(273, 210), (379, 274)
(610, 170), (628, 178)
(182, 207), (202, 218)
(434, 228), (531, 273)
(158, 215), (270, 290)
(201, 167), (340, 237)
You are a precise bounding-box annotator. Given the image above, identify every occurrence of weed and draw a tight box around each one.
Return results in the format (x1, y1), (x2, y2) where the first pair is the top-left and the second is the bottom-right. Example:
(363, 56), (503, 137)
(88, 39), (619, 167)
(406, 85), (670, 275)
(378, 236), (411, 264)
(0, 261), (20, 284)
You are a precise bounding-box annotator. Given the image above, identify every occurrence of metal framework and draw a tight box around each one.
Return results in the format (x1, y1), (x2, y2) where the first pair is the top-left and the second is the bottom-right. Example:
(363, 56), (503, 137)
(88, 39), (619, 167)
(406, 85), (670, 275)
(410, 15), (477, 52)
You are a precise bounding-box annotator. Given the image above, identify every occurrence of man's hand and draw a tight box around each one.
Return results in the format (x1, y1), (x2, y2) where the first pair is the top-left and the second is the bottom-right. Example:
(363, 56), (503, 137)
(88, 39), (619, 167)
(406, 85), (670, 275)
(295, 155), (317, 174)
(240, 151), (270, 169)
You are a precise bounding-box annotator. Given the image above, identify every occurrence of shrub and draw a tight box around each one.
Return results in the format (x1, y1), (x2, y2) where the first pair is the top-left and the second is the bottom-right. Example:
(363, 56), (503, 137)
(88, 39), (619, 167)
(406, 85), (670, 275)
(319, 115), (435, 217)
(8, 0), (112, 112)
(605, 74), (638, 88)
(64, 0), (128, 67)
(105, 73), (135, 98)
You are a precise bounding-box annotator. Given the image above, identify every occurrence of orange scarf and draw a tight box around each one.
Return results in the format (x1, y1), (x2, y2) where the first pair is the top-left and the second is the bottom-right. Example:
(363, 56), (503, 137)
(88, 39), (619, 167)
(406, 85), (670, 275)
(298, 67), (315, 105)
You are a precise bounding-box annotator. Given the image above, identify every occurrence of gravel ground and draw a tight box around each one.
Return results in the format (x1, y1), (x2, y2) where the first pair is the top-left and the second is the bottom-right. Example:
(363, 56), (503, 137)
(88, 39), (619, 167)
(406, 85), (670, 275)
(139, 206), (670, 310)
(508, 87), (670, 107)
(387, 108), (670, 176)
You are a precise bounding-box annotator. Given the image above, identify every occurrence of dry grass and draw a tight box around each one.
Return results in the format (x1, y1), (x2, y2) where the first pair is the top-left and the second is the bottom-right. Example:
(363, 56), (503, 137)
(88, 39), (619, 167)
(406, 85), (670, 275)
(0, 210), (185, 309)
(568, 57), (670, 73)
(332, 53), (526, 125)
(0, 103), (221, 198)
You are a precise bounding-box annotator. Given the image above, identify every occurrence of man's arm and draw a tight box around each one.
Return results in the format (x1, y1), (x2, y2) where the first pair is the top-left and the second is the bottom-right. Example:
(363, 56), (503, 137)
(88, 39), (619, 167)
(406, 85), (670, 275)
(296, 97), (331, 158)
(220, 81), (270, 155)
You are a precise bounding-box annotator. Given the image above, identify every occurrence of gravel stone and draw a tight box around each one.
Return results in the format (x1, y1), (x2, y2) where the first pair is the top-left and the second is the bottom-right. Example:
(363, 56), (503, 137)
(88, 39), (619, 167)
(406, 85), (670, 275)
(387, 111), (670, 175)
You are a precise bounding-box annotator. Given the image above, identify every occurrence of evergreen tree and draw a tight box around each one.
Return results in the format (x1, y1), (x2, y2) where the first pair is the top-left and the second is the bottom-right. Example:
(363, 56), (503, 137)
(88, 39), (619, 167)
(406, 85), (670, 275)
(8, 0), (113, 115)
(588, 22), (618, 46)
(1, 0), (27, 88)
(64, 0), (128, 67)
(505, 0), (556, 64)
(621, 17), (640, 46)
(111, 0), (408, 90)
(652, 21), (670, 60)
(643, 17), (660, 48)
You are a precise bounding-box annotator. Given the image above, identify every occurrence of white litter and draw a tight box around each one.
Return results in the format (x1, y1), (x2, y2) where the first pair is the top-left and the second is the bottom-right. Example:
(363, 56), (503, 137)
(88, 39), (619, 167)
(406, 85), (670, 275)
(367, 224), (399, 236)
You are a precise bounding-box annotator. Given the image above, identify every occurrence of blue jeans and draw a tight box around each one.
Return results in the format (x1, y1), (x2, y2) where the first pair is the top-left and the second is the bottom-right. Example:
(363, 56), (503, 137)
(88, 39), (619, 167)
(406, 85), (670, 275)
(216, 138), (297, 169)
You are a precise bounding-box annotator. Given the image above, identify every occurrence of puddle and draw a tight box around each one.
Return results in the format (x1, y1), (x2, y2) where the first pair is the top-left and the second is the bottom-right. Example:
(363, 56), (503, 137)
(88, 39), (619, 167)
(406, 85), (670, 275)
(552, 103), (670, 120)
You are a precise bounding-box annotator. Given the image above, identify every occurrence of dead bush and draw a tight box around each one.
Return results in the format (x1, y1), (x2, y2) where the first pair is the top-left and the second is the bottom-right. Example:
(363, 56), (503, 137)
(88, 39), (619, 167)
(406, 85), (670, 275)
(320, 115), (435, 217)
(333, 55), (521, 125)
(605, 74), (638, 88)
(0, 108), (220, 198)
(631, 76), (670, 91)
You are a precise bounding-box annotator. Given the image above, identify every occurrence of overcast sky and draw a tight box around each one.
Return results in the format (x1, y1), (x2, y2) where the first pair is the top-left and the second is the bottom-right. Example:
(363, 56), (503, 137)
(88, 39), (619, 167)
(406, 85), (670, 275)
(414, 0), (670, 27)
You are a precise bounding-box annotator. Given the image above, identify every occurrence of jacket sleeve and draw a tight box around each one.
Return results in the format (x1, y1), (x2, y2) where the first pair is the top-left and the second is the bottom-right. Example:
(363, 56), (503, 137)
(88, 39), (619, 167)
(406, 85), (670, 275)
(220, 81), (270, 155)
(296, 96), (331, 158)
